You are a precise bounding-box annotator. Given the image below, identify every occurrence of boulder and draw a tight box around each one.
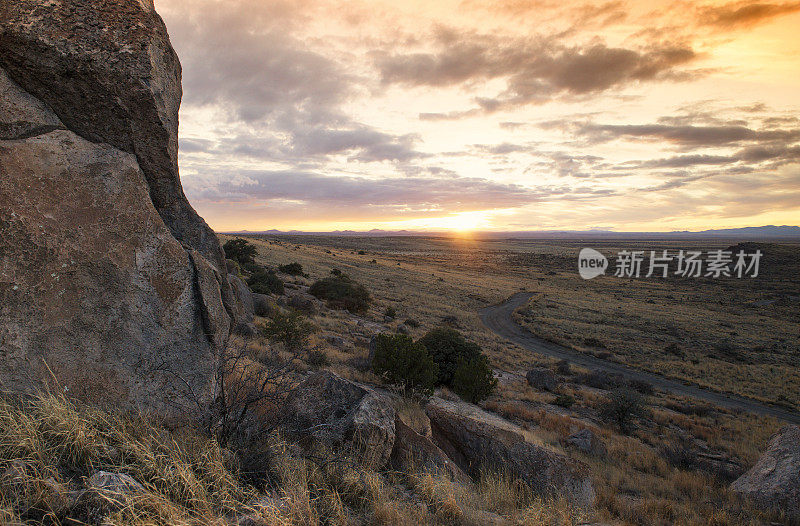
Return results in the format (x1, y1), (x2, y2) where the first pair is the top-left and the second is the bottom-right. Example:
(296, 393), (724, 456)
(278, 290), (321, 315)
(252, 293), (274, 317)
(0, 0), (244, 414)
(285, 371), (396, 468)
(566, 428), (607, 457)
(426, 397), (595, 509)
(526, 367), (558, 391)
(731, 425), (800, 521)
(392, 416), (471, 485)
(228, 273), (256, 334)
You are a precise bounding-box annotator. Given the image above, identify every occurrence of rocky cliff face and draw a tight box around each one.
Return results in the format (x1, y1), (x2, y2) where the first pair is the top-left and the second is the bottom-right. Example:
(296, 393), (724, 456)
(0, 0), (238, 415)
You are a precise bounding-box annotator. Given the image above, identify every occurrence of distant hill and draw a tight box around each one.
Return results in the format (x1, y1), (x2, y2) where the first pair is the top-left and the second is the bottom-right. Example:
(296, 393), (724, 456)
(222, 225), (800, 240)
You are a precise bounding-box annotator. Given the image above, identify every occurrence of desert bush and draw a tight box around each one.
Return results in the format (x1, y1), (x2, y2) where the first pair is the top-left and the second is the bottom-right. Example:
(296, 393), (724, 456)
(223, 238), (257, 267)
(309, 271), (370, 313)
(418, 327), (482, 386)
(278, 262), (304, 276)
(552, 393), (575, 408)
(371, 333), (438, 396)
(451, 355), (497, 403)
(600, 388), (648, 434)
(307, 349), (330, 368)
(261, 310), (315, 351)
(404, 318), (420, 328)
(583, 337), (605, 348)
(665, 342), (684, 357)
(384, 306), (397, 319)
(556, 359), (571, 375)
(247, 269), (284, 295)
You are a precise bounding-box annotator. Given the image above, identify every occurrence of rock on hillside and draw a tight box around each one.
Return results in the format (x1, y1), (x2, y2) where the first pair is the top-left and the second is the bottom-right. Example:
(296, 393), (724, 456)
(0, 0), (241, 415)
(731, 425), (800, 521)
(285, 371), (397, 468)
(426, 397), (595, 509)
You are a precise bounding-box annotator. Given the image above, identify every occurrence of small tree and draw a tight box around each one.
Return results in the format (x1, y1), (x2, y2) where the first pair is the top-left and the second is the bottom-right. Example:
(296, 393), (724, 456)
(262, 310), (315, 352)
(418, 327), (482, 386)
(372, 333), (438, 396)
(451, 355), (497, 403)
(247, 269), (284, 295)
(308, 271), (370, 313)
(278, 262), (304, 276)
(600, 387), (648, 434)
(223, 238), (257, 266)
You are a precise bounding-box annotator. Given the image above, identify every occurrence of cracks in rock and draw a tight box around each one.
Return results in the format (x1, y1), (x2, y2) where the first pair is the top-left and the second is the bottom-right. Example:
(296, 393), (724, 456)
(0, 123), (67, 141)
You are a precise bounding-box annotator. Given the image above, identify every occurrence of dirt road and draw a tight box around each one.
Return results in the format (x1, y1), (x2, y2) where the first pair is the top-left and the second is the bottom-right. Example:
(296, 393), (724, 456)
(480, 292), (800, 425)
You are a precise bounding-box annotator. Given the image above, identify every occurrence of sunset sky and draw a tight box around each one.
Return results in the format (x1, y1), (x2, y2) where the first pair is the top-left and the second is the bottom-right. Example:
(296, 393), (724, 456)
(154, 0), (800, 232)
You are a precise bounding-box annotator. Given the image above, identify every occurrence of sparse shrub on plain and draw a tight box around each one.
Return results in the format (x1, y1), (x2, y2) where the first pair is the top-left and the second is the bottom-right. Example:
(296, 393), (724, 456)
(600, 387), (648, 434)
(247, 269), (284, 295)
(371, 333), (438, 396)
(278, 262), (304, 276)
(309, 271), (370, 313)
(307, 349), (330, 368)
(451, 355), (497, 403)
(556, 359), (571, 375)
(223, 238), (257, 267)
(404, 318), (420, 328)
(419, 327), (482, 386)
(384, 306), (397, 319)
(261, 310), (315, 351)
(553, 393), (575, 408)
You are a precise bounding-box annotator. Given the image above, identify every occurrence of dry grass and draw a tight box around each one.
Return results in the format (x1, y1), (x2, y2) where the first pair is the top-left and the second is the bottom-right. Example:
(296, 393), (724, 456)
(219, 233), (798, 525)
(0, 391), (589, 525)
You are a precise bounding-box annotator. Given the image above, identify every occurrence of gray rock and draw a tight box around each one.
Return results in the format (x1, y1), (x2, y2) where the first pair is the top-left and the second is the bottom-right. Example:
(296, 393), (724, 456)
(228, 273), (255, 330)
(252, 293), (274, 317)
(285, 371), (396, 468)
(566, 428), (607, 457)
(731, 425), (800, 521)
(0, 0), (245, 414)
(279, 291), (321, 315)
(392, 416), (471, 485)
(526, 367), (558, 391)
(426, 397), (595, 510)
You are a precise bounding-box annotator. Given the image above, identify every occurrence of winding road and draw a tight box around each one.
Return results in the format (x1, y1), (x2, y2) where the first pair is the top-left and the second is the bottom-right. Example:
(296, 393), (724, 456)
(480, 292), (800, 425)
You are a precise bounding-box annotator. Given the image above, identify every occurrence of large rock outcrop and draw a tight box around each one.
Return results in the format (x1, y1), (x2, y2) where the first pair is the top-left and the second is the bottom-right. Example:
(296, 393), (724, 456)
(426, 397), (595, 509)
(731, 425), (800, 521)
(0, 0), (239, 415)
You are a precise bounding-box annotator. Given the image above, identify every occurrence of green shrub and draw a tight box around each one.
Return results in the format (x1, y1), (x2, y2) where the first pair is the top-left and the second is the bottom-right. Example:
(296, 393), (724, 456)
(451, 355), (497, 403)
(307, 350), (330, 368)
(278, 262), (304, 276)
(371, 333), (437, 396)
(247, 269), (284, 295)
(308, 271), (370, 313)
(418, 327), (482, 386)
(384, 306), (397, 319)
(553, 393), (575, 408)
(223, 238), (257, 266)
(261, 310), (314, 351)
(600, 388), (648, 434)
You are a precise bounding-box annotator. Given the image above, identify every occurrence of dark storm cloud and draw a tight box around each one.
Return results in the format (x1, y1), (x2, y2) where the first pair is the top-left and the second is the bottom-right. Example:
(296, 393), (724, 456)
(697, 1), (800, 28)
(375, 31), (697, 108)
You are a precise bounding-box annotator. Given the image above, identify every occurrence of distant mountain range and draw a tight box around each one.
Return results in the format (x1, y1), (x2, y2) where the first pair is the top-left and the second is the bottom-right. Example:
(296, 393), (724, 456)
(221, 225), (800, 240)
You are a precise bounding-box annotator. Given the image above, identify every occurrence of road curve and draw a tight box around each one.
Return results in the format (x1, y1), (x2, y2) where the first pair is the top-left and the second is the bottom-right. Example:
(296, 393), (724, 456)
(480, 292), (800, 425)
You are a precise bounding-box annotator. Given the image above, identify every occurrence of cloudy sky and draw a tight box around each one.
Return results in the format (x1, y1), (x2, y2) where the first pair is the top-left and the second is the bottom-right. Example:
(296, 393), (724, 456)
(154, 0), (800, 232)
